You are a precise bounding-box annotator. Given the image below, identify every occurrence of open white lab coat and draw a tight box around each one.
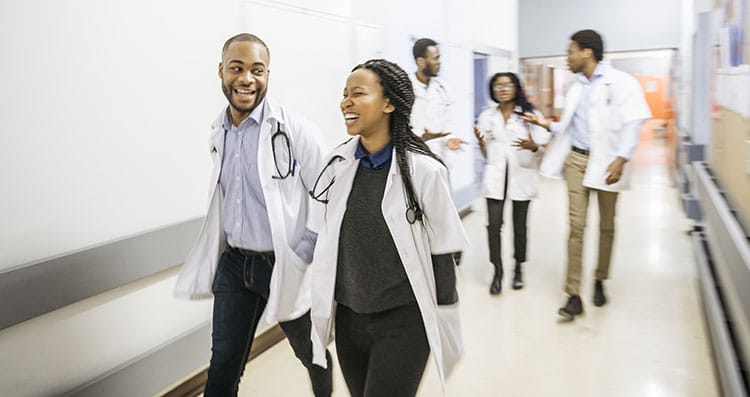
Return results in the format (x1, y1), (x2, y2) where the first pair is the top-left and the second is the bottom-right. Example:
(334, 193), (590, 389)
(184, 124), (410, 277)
(477, 109), (551, 200)
(539, 63), (651, 191)
(308, 136), (469, 389)
(173, 97), (325, 324)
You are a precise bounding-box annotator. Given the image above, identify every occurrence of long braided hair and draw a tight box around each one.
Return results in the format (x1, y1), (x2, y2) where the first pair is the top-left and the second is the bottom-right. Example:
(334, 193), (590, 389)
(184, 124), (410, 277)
(352, 59), (444, 223)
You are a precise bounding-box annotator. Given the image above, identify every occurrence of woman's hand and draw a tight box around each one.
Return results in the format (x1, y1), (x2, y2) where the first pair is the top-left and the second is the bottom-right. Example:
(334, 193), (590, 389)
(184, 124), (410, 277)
(473, 126), (487, 158)
(473, 125), (485, 142)
(512, 130), (538, 152)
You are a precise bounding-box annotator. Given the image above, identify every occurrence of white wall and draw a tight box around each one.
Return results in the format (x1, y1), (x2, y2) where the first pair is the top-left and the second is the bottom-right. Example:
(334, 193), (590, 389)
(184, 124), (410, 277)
(519, 0), (682, 58)
(0, 1), (518, 394)
(677, 0), (718, 133)
(0, 0), (243, 270)
(0, 1), (237, 394)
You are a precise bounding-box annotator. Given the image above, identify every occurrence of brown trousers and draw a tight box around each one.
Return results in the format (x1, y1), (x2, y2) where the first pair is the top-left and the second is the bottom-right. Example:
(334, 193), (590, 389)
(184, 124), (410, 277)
(563, 151), (619, 296)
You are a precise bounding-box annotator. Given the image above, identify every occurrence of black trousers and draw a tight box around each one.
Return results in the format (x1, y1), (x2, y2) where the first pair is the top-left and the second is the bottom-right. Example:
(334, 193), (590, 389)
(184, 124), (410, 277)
(335, 303), (430, 397)
(486, 198), (530, 266)
(204, 247), (333, 397)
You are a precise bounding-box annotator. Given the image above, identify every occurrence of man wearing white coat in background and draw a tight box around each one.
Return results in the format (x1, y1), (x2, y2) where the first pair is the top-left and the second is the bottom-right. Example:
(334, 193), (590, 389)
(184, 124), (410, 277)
(523, 29), (651, 321)
(410, 37), (467, 265)
(409, 38), (465, 154)
(173, 33), (332, 396)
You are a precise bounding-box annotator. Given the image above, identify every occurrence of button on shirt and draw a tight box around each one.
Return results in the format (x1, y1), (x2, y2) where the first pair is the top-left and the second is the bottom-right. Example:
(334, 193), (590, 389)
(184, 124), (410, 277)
(550, 63), (642, 159)
(220, 99), (274, 252)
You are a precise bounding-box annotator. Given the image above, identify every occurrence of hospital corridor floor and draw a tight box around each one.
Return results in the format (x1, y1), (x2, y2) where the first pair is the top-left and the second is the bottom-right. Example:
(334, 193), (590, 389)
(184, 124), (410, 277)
(233, 127), (719, 396)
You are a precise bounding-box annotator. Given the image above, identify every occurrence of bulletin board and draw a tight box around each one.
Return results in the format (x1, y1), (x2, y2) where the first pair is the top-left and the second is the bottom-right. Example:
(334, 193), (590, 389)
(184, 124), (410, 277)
(710, 0), (750, 224)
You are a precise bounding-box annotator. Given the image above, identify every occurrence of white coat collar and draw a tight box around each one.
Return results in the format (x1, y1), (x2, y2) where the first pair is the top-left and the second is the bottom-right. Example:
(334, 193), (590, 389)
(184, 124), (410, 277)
(328, 135), (416, 177)
(209, 97), (286, 156)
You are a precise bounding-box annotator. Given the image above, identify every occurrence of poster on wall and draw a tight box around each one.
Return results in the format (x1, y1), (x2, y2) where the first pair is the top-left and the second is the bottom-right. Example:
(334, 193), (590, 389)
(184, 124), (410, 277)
(714, 0), (750, 119)
(722, 0), (745, 66)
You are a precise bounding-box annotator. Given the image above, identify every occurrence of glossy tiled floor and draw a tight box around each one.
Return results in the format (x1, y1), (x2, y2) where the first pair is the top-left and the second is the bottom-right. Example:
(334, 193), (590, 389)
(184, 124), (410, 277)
(236, 129), (719, 396)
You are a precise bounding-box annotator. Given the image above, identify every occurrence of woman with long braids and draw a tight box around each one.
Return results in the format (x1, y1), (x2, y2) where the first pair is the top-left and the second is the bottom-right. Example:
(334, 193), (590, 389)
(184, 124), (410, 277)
(308, 59), (468, 396)
(473, 72), (550, 295)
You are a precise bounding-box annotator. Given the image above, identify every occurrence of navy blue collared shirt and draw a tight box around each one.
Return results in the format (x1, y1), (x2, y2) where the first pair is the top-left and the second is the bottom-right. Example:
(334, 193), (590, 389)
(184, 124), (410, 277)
(355, 140), (393, 169)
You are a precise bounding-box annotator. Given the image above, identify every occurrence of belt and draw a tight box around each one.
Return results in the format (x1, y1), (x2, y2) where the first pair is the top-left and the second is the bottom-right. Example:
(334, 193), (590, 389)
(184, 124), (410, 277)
(229, 245), (274, 258)
(571, 146), (590, 156)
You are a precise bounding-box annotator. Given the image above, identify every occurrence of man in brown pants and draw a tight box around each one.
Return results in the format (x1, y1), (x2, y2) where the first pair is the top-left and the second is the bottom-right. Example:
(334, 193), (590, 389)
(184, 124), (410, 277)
(523, 29), (650, 320)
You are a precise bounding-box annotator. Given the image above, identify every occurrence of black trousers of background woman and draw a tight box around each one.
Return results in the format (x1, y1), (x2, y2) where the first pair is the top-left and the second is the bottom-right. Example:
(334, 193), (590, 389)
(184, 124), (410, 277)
(486, 198), (530, 265)
(487, 161), (530, 266)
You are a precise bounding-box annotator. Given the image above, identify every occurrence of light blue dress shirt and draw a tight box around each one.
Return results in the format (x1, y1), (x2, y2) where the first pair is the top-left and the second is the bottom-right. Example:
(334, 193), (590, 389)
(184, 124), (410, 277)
(551, 63), (642, 159)
(220, 99), (274, 252)
(219, 99), (318, 263)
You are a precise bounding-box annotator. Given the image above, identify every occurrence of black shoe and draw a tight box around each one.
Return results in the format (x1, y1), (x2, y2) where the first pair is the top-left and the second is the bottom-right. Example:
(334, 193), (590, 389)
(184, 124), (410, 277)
(593, 280), (607, 306)
(558, 295), (583, 320)
(489, 265), (503, 295)
(512, 265), (523, 290)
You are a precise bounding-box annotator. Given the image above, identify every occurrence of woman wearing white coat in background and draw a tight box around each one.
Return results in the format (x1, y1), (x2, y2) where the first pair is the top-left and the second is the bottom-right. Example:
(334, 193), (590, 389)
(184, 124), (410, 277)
(474, 72), (550, 295)
(308, 59), (469, 396)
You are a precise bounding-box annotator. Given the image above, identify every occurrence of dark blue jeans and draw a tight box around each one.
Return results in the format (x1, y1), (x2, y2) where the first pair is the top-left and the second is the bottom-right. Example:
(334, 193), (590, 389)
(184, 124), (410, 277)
(204, 247), (332, 397)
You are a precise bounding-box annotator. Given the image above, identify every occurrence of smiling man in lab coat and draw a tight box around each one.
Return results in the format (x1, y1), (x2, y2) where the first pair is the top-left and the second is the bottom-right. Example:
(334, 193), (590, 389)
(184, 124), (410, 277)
(173, 33), (332, 396)
(523, 30), (651, 321)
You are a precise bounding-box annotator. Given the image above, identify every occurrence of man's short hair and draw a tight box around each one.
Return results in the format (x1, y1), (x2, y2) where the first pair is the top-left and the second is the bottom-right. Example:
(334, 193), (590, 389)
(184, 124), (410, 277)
(412, 38), (438, 60)
(222, 33), (270, 60)
(570, 30), (603, 62)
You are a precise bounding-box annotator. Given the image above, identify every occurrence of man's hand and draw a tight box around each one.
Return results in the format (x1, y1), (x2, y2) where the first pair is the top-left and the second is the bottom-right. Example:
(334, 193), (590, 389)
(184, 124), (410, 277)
(446, 137), (467, 151)
(421, 128), (451, 142)
(605, 157), (627, 185)
(520, 112), (550, 131)
(512, 130), (538, 152)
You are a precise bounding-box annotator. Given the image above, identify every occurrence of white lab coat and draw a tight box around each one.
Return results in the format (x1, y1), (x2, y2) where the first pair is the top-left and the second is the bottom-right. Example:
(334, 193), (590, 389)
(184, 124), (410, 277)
(477, 108), (551, 200)
(409, 74), (454, 160)
(308, 136), (469, 389)
(173, 97), (326, 325)
(539, 63), (651, 191)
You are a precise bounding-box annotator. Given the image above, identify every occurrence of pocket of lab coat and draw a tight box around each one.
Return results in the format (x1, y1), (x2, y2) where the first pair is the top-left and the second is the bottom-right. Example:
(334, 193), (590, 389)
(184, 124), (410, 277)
(515, 168), (539, 198)
(288, 248), (310, 272)
(482, 163), (505, 197)
(516, 149), (536, 169)
(435, 302), (463, 378)
(270, 249), (310, 321)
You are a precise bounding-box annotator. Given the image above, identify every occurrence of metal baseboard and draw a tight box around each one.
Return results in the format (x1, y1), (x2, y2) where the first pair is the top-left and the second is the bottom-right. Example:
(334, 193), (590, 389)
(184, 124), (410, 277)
(0, 217), (204, 331)
(693, 232), (748, 397)
(693, 162), (750, 396)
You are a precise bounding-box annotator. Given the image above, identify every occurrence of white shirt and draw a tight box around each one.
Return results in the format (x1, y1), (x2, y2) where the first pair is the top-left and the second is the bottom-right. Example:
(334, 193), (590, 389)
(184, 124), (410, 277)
(540, 63), (651, 191)
(175, 97), (327, 324)
(477, 108), (550, 200)
(409, 73), (453, 144)
(550, 63), (644, 159)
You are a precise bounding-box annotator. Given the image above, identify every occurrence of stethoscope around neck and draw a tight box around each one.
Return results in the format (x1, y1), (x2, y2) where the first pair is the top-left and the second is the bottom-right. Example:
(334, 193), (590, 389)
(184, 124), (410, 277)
(308, 153), (423, 225)
(270, 120), (295, 179)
